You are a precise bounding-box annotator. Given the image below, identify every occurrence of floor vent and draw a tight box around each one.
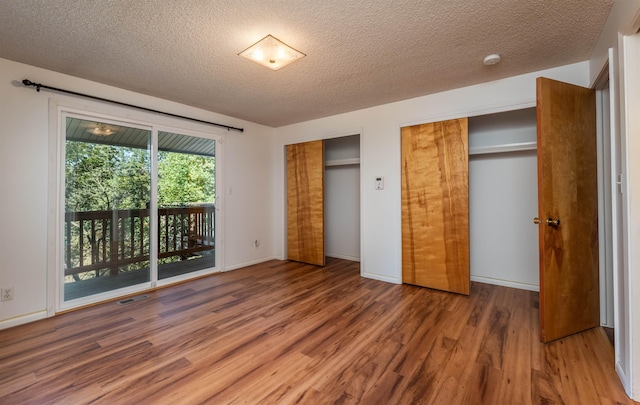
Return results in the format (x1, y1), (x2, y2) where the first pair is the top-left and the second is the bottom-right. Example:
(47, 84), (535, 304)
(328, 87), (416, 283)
(117, 294), (149, 305)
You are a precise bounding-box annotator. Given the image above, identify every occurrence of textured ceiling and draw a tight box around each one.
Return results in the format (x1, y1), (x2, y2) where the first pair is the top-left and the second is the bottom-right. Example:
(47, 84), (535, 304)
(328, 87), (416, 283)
(0, 1), (613, 127)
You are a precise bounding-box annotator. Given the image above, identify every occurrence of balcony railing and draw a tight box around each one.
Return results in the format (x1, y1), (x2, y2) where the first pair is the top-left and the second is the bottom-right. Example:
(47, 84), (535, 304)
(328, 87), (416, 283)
(64, 204), (215, 278)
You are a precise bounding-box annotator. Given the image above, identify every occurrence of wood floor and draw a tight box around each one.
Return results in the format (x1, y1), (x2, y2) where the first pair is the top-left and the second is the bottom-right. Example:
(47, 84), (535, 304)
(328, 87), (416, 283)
(0, 258), (635, 404)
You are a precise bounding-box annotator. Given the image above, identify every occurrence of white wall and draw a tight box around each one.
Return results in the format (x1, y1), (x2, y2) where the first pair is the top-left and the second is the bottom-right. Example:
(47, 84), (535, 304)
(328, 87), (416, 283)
(0, 58), (277, 328)
(275, 62), (589, 284)
(590, 0), (640, 86)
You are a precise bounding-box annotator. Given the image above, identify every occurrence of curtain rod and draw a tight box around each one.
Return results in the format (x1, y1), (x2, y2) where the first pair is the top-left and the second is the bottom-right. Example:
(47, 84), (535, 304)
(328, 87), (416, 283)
(21, 79), (244, 133)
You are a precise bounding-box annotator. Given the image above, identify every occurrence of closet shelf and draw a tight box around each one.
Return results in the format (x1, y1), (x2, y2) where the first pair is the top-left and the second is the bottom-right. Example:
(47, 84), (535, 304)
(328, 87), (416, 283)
(469, 141), (537, 156)
(325, 158), (360, 167)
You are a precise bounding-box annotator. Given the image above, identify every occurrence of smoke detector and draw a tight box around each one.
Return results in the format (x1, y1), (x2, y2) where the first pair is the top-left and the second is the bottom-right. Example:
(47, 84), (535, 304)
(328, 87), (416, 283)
(483, 54), (501, 66)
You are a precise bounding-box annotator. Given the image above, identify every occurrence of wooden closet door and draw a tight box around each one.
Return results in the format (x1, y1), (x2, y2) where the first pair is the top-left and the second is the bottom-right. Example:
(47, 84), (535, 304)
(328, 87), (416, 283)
(536, 77), (599, 342)
(287, 140), (325, 266)
(401, 118), (470, 295)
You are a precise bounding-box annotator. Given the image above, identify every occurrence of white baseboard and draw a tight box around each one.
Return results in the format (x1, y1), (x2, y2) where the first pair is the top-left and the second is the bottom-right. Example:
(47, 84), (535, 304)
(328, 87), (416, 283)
(616, 362), (633, 400)
(470, 275), (540, 292)
(326, 253), (360, 262)
(224, 256), (280, 272)
(361, 271), (401, 284)
(0, 310), (48, 330)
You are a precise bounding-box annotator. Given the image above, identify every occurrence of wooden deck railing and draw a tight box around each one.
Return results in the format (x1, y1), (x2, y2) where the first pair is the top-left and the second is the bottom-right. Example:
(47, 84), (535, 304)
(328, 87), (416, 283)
(64, 204), (215, 277)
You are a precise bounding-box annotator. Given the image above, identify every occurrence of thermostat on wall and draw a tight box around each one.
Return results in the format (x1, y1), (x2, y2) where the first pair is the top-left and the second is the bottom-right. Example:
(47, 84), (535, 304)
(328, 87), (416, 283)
(375, 176), (384, 190)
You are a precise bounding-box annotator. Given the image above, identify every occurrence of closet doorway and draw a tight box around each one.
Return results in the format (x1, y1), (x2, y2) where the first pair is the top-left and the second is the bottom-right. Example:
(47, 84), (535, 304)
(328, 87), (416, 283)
(286, 135), (361, 266)
(468, 108), (539, 292)
(324, 135), (361, 262)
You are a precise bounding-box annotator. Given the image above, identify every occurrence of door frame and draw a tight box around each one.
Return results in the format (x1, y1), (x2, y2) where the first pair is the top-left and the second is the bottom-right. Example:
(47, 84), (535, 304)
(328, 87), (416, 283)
(592, 47), (632, 392)
(619, 32), (640, 398)
(594, 61), (615, 329)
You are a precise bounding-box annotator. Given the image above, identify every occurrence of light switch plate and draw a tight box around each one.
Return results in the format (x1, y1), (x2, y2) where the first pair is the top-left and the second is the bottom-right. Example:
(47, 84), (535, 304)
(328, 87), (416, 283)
(375, 177), (384, 190)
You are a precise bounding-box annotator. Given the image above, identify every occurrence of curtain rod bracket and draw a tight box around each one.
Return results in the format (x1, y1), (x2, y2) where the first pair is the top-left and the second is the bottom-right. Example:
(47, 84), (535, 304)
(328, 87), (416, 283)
(21, 78), (244, 132)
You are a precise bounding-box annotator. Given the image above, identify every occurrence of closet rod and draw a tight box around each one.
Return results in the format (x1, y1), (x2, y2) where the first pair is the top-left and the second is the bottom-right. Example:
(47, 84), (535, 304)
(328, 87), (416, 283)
(21, 79), (244, 132)
(469, 141), (537, 156)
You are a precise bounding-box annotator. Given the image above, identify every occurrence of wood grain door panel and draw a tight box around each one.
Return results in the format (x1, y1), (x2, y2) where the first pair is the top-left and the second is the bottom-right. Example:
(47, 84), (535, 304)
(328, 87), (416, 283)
(401, 118), (470, 295)
(537, 77), (599, 342)
(287, 140), (325, 266)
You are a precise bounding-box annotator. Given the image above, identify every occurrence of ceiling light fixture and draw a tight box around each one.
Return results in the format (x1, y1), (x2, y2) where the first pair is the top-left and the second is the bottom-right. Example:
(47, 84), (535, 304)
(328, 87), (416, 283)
(483, 54), (501, 66)
(239, 35), (306, 71)
(90, 123), (114, 136)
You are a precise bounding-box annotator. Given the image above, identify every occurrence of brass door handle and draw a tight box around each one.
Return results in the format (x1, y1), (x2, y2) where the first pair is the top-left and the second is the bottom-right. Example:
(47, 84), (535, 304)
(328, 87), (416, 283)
(546, 218), (560, 227)
(533, 217), (560, 227)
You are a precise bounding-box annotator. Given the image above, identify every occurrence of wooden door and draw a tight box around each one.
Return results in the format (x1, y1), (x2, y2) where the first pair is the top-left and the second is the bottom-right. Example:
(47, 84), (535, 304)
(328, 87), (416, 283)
(401, 118), (470, 295)
(287, 140), (325, 266)
(537, 77), (599, 342)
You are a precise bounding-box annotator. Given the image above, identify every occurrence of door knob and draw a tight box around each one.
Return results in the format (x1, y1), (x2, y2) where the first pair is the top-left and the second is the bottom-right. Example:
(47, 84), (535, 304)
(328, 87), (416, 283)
(533, 217), (560, 227)
(546, 217), (560, 227)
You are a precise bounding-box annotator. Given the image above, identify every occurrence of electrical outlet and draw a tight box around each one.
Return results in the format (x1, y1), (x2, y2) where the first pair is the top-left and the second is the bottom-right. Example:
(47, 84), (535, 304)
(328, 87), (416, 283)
(1, 287), (14, 301)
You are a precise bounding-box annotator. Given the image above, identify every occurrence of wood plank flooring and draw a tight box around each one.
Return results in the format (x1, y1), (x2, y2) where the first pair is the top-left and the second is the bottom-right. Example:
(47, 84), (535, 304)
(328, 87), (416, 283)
(0, 258), (635, 404)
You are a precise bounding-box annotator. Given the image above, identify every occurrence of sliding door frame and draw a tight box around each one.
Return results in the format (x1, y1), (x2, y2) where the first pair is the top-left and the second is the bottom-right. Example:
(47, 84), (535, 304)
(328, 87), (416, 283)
(154, 124), (224, 288)
(47, 98), (224, 313)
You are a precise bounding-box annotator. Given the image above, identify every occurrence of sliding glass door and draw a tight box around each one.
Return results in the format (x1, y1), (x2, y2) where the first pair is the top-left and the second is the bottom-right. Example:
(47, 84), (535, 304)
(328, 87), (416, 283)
(64, 117), (151, 301)
(62, 114), (219, 306)
(157, 131), (216, 279)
